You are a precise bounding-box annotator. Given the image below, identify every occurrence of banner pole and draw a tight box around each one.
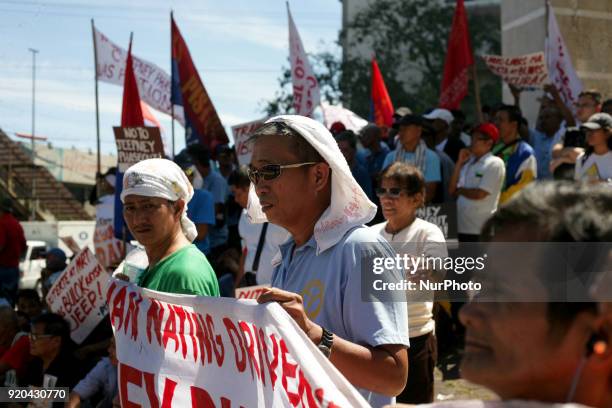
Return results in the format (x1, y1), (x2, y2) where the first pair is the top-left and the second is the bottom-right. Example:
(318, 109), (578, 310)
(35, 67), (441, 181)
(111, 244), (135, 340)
(170, 11), (175, 158)
(91, 19), (102, 195)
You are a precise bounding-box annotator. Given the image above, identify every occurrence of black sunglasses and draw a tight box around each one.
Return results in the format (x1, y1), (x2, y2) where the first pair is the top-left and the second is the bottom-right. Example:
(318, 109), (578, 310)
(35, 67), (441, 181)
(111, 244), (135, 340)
(375, 187), (405, 198)
(247, 162), (317, 185)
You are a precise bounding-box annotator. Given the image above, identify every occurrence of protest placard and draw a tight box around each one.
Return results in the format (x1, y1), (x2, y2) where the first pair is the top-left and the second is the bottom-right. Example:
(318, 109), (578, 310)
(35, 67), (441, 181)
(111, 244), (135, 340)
(94, 195), (124, 269)
(234, 284), (270, 300)
(107, 279), (369, 407)
(46, 248), (109, 344)
(231, 119), (266, 166)
(482, 52), (549, 89)
(59, 236), (81, 256)
(113, 127), (164, 172)
(416, 203), (457, 240)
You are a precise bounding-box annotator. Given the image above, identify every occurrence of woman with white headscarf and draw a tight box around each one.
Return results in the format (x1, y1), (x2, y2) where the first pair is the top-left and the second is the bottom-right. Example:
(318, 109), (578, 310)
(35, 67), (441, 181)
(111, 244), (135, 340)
(120, 158), (219, 296)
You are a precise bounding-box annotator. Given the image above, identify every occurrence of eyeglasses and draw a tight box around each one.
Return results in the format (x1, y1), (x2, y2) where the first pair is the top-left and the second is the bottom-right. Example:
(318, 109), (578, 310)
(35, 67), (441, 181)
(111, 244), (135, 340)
(247, 162), (317, 185)
(375, 187), (405, 198)
(29, 333), (55, 341)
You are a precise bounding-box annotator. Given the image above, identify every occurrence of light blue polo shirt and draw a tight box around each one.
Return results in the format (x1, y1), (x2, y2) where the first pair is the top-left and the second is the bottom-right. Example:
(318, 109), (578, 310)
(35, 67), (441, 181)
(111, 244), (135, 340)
(382, 148), (441, 183)
(271, 225), (410, 407)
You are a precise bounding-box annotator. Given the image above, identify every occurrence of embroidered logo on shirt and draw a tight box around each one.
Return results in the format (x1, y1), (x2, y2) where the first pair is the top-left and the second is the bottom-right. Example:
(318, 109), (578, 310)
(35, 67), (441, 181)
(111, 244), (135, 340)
(301, 279), (324, 320)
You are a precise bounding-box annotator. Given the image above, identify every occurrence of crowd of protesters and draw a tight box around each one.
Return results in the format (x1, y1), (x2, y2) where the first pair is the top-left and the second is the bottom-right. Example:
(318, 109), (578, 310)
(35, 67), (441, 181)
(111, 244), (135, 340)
(0, 87), (611, 408)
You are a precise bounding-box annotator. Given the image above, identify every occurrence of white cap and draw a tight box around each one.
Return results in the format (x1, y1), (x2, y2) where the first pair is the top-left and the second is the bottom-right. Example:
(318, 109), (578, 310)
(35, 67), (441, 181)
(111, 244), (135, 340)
(423, 108), (454, 126)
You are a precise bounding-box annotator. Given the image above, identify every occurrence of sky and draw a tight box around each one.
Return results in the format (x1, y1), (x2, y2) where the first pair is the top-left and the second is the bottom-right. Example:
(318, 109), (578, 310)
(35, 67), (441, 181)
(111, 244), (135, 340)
(0, 0), (342, 156)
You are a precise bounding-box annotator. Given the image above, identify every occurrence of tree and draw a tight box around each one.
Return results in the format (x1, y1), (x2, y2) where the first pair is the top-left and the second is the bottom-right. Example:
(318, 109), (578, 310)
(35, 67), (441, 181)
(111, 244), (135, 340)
(262, 0), (501, 123)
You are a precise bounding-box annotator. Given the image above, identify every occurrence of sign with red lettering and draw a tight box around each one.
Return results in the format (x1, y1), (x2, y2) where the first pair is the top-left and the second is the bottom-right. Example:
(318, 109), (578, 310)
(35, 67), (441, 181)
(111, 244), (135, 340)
(94, 195), (124, 270)
(59, 236), (81, 256)
(234, 284), (270, 300)
(113, 127), (164, 172)
(231, 119), (266, 166)
(107, 280), (369, 407)
(46, 248), (109, 344)
(482, 52), (549, 89)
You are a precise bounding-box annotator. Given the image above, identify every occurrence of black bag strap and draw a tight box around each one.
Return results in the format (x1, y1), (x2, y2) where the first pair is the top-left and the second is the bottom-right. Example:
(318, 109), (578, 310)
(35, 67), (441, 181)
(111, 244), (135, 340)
(251, 222), (269, 272)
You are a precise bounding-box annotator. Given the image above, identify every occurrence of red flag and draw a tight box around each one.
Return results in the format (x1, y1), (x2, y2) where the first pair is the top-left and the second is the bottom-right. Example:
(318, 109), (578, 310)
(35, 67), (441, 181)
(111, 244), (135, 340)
(371, 57), (394, 127)
(439, 0), (474, 110)
(171, 14), (228, 150)
(121, 38), (144, 127)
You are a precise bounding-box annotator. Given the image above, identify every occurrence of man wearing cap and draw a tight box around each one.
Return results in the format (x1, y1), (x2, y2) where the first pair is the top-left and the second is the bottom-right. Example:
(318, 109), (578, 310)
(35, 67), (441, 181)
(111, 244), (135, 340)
(0, 198), (26, 305)
(575, 112), (612, 182)
(382, 114), (441, 203)
(424, 108), (466, 163)
(250, 116), (409, 407)
(449, 123), (505, 242)
(120, 158), (219, 297)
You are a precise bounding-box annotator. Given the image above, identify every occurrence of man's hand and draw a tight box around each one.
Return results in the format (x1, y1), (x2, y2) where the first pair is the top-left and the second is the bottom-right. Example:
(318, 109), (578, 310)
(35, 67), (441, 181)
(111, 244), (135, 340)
(257, 288), (322, 344)
(457, 148), (472, 166)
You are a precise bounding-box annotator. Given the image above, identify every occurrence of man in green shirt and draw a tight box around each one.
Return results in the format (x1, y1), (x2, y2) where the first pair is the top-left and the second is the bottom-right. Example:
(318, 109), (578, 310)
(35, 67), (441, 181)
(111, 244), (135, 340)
(120, 158), (219, 297)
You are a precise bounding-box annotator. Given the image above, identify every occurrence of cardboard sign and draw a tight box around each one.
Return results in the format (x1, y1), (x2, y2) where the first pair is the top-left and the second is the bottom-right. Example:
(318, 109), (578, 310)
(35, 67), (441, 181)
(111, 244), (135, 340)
(113, 127), (164, 172)
(482, 52), (549, 89)
(107, 280), (369, 407)
(234, 284), (270, 300)
(416, 203), (457, 240)
(46, 248), (109, 344)
(59, 236), (81, 256)
(231, 119), (266, 166)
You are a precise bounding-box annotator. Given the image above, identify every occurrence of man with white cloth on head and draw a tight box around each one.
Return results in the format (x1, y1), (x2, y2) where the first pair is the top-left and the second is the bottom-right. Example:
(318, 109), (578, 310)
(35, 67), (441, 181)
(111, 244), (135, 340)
(120, 158), (220, 297)
(250, 116), (409, 407)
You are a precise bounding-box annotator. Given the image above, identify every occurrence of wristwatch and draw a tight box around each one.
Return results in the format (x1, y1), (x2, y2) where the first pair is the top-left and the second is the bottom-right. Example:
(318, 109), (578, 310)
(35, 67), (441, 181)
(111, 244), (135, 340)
(317, 326), (334, 358)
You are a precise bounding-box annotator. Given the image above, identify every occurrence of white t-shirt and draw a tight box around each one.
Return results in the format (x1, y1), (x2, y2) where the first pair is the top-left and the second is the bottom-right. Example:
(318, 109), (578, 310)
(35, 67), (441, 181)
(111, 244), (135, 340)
(238, 210), (290, 285)
(456, 152), (506, 235)
(370, 218), (448, 338)
(574, 151), (612, 182)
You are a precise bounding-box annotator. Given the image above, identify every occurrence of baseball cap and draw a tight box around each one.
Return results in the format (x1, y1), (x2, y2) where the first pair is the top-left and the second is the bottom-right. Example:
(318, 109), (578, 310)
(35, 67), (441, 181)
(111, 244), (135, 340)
(423, 108), (454, 126)
(580, 113), (612, 131)
(392, 114), (424, 129)
(45, 248), (67, 264)
(472, 123), (500, 143)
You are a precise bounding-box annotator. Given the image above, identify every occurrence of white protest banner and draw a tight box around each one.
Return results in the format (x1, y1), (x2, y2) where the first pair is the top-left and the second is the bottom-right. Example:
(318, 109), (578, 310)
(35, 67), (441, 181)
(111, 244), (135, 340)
(113, 127), (165, 172)
(287, 4), (320, 117)
(482, 52), (548, 89)
(234, 284), (270, 300)
(94, 195), (124, 269)
(94, 27), (185, 125)
(545, 4), (583, 111)
(107, 280), (369, 407)
(46, 248), (109, 344)
(321, 102), (368, 133)
(231, 119), (266, 166)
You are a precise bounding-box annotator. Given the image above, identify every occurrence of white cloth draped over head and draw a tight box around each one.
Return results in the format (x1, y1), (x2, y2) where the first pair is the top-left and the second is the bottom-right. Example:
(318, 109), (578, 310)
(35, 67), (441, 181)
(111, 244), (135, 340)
(247, 115), (377, 254)
(120, 158), (197, 242)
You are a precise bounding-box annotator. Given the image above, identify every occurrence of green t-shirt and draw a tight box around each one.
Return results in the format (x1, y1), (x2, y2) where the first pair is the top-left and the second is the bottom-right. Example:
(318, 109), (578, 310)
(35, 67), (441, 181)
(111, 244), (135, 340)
(137, 244), (220, 297)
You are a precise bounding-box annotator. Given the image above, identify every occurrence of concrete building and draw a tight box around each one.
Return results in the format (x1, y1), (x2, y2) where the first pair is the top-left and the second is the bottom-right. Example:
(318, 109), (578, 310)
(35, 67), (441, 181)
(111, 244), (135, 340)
(502, 0), (612, 125)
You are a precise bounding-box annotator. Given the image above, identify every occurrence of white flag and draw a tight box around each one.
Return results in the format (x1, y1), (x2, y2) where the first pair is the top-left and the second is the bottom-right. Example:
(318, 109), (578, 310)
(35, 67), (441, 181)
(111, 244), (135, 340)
(94, 27), (185, 125)
(545, 3), (582, 112)
(287, 4), (320, 117)
(321, 102), (368, 133)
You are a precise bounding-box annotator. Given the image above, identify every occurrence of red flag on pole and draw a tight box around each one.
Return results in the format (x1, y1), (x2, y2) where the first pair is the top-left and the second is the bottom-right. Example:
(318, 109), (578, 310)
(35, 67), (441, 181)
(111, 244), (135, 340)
(439, 0), (474, 110)
(370, 57), (394, 127)
(171, 14), (228, 150)
(121, 37), (144, 127)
